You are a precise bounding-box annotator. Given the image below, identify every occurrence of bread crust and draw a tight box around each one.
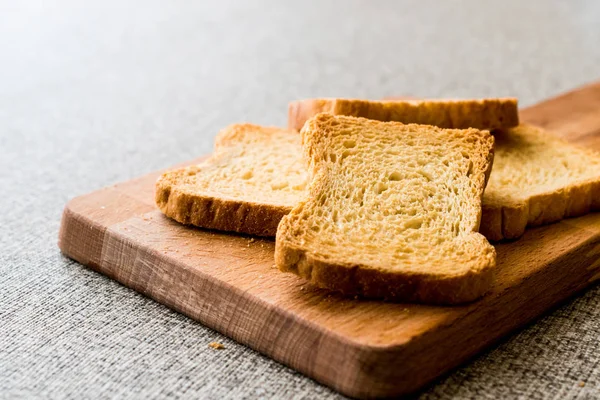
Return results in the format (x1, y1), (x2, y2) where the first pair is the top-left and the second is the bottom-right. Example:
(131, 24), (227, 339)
(288, 98), (519, 131)
(275, 238), (495, 304)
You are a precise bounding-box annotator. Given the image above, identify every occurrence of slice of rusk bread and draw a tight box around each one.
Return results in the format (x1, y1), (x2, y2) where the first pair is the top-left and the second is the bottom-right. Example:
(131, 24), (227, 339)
(288, 98), (519, 131)
(275, 113), (496, 304)
(155, 124), (307, 236)
(480, 124), (600, 240)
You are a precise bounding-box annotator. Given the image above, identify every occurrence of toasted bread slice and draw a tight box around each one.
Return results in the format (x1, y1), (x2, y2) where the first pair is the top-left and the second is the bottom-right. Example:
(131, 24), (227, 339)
(288, 98), (519, 131)
(275, 114), (496, 304)
(480, 124), (600, 240)
(155, 124), (307, 236)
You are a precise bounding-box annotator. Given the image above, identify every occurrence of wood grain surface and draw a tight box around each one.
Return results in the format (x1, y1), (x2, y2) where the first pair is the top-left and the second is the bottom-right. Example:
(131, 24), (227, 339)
(59, 81), (600, 399)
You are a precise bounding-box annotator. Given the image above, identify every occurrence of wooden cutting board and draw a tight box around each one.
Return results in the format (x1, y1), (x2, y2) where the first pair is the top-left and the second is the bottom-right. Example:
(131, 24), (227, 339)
(59, 81), (600, 399)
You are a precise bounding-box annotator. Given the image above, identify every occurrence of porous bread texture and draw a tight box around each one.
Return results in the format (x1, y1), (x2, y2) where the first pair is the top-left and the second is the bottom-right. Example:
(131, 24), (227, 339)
(155, 124), (307, 236)
(481, 124), (600, 240)
(288, 98), (519, 131)
(275, 113), (496, 304)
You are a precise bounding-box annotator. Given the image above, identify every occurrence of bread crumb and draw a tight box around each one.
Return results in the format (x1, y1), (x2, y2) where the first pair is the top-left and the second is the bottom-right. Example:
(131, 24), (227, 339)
(579, 381), (585, 387)
(209, 342), (225, 350)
